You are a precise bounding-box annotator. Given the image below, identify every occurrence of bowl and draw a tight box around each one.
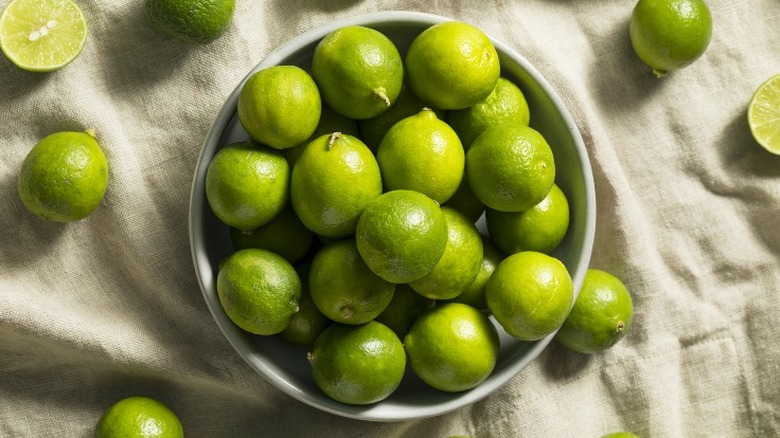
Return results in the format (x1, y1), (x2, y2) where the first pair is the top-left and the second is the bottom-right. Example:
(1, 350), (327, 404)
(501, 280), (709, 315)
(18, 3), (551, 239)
(189, 11), (596, 422)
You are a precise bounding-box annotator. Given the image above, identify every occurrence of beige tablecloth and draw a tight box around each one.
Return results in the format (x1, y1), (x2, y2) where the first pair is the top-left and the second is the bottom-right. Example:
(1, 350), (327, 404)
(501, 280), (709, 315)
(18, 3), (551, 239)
(1, 0), (779, 436)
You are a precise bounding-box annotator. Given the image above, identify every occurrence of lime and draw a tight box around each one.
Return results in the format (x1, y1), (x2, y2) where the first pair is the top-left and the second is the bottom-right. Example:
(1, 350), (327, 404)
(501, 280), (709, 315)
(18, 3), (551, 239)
(441, 172), (485, 224)
(555, 269), (634, 354)
(145, 0), (234, 44)
(205, 141), (289, 231)
(312, 25), (403, 119)
(486, 183), (570, 255)
(409, 207), (483, 300)
(308, 321), (405, 405)
(629, 0), (712, 77)
(376, 108), (465, 203)
(747, 73), (780, 155)
(17, 130), (108, 223)
(486, 251), (573, 341)
(0, 0), (87, 72)
(283, 104), (359, 165)
(309, 239), (395, 325)
(601, 433), (641, 438)
(291, 132), (382, 238)
(405, 21), (500, 110)
(229, 204), (314, 264)
(95, 396), (183, 438)
(447, 77), (531, 148)
(237, 65), (321, 149)
(355, 190), (448, 284)
(466, 124), (555, 212)
(445, 237), (503, 310)
(216, 248), (301, 335)
(358, 86), (445, 152)
(405, 303), (499, 392)
(375, 284), (435, 339)
(279, 265), (332, 347)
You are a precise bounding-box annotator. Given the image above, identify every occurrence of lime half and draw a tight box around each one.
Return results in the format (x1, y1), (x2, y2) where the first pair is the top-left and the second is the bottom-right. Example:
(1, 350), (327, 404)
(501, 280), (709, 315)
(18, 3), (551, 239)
(0, 0), (87, 72)
(748, 73), (780, 155)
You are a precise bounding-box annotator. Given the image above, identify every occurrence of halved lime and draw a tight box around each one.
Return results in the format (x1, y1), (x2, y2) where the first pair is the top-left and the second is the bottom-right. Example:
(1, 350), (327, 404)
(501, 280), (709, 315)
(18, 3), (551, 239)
(748, 74), (780, 155)
(0, 0), (87, 72)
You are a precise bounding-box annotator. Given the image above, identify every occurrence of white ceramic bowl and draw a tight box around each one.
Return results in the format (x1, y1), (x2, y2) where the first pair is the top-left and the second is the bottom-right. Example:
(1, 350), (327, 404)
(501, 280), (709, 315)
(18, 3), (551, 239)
(189, 11), (596, 421)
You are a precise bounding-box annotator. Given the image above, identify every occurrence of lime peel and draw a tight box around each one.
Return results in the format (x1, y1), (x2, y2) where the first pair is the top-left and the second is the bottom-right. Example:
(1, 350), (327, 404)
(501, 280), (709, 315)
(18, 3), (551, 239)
(0, 0), (88, 72)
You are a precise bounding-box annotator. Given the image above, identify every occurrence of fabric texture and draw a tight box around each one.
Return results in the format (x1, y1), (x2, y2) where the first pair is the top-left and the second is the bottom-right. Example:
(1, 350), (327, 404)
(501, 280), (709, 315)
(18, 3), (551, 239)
(1, 0), (779, 436)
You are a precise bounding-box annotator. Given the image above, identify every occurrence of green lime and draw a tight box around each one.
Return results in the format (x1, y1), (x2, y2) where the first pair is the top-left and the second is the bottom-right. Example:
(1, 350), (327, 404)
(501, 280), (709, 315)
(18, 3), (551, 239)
(376, 108), (465, 203)
(0, 0), (87, 72)
(283, 104), (360, 165)
(309, 239), (395, 325)
(358, 86), (445, 152)
(441, 172), (485, 223)
(18, 130), (108, 223)
(555, 269), (634, 354)
(405, 21), (500, 110)
(486, 183), (570, 255)
(405, 303), (499, 392)
(237, 65), (321, 149)
(747, 73), (780, 155)
(409, 207), (483, 300)
(486, 251), (573, 341)
(447, 77), (531, 148)
(466, 124), (555, 212)
(216, 248), (301, 335)
(229, 204), (314, 264)
(312, 25), (403, 119)
(355, 190), (448, 284)
(629, 0), (712, 77)
(205, 141), (289, 231)
(308, 321), (405, 405)
(144, 0), (234, 44)
(95, 396), (183, 438)
(291, 132), (382, 238)
(279, 265), (332, 347)
(375, 284), (435, 339)
(601, 433), (641, 438)
(445, 237), (503, 310)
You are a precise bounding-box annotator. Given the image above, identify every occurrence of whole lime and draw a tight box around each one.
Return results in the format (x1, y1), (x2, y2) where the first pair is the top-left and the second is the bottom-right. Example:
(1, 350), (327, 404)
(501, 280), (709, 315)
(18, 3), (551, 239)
(237, 65), (321, 149)
(216, 248), (301, 335)
(309, 239), (395, 325)
(308, 321), (405, 405)
(291, 132), (382, 238)
(375, 284), (435, 339)
(279, 265), (332, 347)
(205, 141), (289, 231)
(229, 204), (314, 264)
(441, 172), (485, 223)
(283, 104), (360, 165)
(445, 237), (503, 310)
(486, 183), (570, 255)
(629, 0), (712, 76)
(312, 25), (403, 119)
(405, 21), (500, 110)
(486, 251), (573, 341)
(95, 396), (183, 438)
(355, 190), (448, 284)
(376, 108), (465, 204)
(409, 207), (483, 300)
(145, 0), (235, 44)
(466, 124), (555, 212)
(17, 130), (108, 223)
(405, 303), (499, 392)
(555, 269), (634, 354)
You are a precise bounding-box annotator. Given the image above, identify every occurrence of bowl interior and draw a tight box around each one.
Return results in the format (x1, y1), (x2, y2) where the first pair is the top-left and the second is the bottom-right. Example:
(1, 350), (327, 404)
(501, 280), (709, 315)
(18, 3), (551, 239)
(189, 11), (595, 421)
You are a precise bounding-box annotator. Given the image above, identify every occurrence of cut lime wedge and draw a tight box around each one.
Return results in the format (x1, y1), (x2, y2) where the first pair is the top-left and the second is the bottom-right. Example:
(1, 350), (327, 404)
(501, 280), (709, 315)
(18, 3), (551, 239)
(0, 0), (87, 72)
(748, 73), (780, 155)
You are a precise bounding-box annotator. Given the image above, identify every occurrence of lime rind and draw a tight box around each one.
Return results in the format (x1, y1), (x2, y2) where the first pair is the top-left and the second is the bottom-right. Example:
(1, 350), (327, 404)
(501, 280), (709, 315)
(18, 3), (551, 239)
(748, 74), (780, 155)
(0, 0), (87, 72)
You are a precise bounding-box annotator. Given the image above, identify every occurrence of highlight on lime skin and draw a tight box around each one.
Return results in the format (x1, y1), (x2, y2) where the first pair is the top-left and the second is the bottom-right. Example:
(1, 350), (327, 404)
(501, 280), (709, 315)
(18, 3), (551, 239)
(0, 0), (88, 72)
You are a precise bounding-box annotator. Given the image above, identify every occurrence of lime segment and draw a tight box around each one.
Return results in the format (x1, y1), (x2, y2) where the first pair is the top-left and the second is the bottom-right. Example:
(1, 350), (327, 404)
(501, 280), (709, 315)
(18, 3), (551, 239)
(0, 0), (87, 72)
(748, 74), (780, 155)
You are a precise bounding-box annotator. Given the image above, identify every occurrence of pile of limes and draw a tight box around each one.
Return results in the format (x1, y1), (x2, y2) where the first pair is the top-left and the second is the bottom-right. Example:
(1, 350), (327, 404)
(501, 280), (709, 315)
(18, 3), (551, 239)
(205, 20), (635, 405)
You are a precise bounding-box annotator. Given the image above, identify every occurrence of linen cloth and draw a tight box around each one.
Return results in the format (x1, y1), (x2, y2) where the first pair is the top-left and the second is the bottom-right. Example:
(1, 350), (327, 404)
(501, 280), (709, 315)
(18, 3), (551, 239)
(1, 0), (779, 436)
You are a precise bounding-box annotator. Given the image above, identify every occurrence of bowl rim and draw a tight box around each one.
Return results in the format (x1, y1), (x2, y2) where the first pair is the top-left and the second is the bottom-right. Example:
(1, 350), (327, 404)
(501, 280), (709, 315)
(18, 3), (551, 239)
(189, 10), (596, 422)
